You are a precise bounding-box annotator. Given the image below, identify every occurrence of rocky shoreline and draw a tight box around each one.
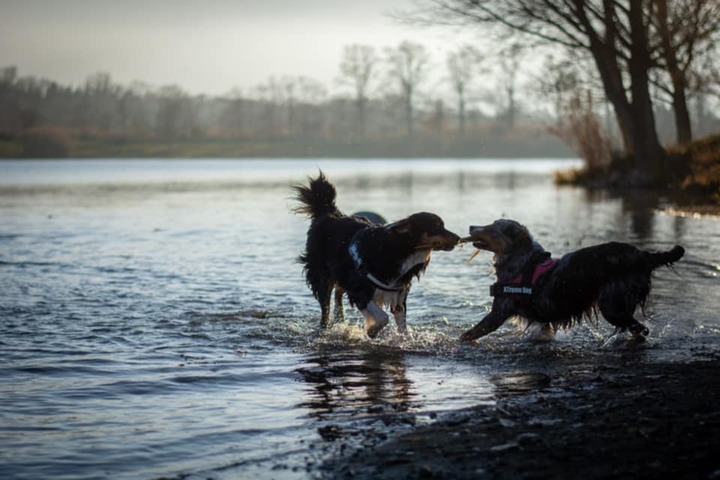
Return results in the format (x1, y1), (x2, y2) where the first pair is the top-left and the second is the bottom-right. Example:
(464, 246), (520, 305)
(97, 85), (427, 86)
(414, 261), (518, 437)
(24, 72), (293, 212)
(319, 357), (720, 479)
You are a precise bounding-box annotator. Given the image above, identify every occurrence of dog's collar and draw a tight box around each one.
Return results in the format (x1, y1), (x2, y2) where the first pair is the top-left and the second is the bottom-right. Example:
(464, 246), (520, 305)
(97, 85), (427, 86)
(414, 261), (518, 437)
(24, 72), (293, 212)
(490, 253), (559, 298)
(349, 232), (406, 292)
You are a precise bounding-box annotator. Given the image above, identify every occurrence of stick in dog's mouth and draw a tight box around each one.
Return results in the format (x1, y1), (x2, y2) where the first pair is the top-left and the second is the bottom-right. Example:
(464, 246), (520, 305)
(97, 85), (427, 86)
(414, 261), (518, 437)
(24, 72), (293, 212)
(416, 237), (483, 261)
(458, 236), (483, 263)
(416, 237), (470, 251)
(466, 249), (482, 263)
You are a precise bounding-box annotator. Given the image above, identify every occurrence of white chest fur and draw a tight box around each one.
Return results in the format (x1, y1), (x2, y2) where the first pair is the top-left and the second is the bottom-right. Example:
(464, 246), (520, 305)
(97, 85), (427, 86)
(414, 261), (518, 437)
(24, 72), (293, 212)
(373, 288), (405, 310)
(400, 249), (431, 277)
(372, 249), (431, 309)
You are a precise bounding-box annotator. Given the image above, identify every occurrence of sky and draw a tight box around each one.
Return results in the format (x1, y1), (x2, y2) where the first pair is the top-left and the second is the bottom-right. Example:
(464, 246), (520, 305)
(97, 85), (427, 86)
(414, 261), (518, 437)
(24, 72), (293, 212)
(0, 0), (482, 97)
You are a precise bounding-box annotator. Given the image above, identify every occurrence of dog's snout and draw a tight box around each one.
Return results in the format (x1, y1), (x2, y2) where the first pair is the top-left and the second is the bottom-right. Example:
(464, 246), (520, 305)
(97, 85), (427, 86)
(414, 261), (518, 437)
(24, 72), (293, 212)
(469, 225), (488, 237)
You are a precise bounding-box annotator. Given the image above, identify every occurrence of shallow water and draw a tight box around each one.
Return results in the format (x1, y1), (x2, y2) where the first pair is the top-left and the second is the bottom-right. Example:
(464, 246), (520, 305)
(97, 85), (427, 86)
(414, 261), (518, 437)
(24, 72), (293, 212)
(0, 158), (718, 480)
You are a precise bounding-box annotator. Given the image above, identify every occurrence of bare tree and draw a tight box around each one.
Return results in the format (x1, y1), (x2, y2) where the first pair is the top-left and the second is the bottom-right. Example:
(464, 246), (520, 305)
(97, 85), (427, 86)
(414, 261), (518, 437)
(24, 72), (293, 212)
(409, 0), (668, 181)
(541, 55), (614, 170)
(446, 44), (483, 135)
(222, 88), (247, 138)
(156, 85), (195, 140)
(84, 72), (118, 130)
(498, 43), (523, 129)
(338, 44), (378, 139)
(251, 77), (284, 139)
(278, 76), (299, 136)
(0, 66), (17, 85)
(385, 41), (430, 136)
(650, 0), (720, 145)
(292, 76), (328, 138)
(85, 72), (113, 94)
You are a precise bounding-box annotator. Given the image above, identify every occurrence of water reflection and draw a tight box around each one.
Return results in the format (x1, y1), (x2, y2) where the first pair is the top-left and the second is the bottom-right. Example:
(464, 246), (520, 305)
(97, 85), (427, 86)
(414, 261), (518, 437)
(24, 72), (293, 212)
(579, 188), (665, 240)
(491, 372), (552, 397)
(296, 350), (416, 422)
(619, 189), (660, 238)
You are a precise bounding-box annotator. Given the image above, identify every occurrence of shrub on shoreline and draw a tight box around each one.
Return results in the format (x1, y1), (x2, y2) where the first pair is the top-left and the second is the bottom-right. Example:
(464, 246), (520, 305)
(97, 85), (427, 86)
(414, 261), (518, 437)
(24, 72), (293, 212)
(555, 133), (720, 206)
(19, 127), (73, 158)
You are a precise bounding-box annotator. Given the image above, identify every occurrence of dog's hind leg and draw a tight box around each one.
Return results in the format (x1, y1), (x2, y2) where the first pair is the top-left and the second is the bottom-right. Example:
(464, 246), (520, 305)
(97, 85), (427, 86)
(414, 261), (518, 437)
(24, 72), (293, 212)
(333, 287), (345, 323)
(316, 282), (333, 329)
(361, 301), (389, 339)
(598, 284), (650, 342)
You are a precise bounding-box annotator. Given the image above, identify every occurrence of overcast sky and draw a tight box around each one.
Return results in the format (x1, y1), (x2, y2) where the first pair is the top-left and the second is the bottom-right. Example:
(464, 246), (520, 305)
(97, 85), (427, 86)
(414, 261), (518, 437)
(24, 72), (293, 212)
(0, 0), (480, 96)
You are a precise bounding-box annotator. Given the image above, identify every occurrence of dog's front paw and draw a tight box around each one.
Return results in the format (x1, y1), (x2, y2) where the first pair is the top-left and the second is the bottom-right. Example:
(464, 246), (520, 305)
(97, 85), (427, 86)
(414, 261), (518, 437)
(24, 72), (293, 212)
(459, 329), (480, 342)
(629, 323), (650, 337)
(366, 324), (383, 339)
(361, 304), (389, 339)
(365, 315), (389, 339)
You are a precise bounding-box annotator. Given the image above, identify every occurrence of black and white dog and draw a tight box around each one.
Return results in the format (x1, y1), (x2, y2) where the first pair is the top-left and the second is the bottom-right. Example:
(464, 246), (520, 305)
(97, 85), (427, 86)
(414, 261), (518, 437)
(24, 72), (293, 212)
(293, 172), (459, 338)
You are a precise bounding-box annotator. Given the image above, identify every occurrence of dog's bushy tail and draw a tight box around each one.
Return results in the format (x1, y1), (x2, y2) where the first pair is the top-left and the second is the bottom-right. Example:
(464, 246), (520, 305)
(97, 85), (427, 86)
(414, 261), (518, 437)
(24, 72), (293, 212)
(647, 245), (685, 270)
(292, 171), (338, 218)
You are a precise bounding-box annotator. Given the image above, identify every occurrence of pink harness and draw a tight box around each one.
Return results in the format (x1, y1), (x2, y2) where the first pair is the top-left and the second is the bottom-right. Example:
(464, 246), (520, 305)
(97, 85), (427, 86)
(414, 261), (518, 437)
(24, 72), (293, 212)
(490, 258), (560, 298)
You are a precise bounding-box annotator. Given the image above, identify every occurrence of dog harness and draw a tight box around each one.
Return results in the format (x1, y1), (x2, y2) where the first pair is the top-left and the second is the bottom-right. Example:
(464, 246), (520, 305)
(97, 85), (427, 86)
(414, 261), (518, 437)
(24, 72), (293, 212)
(490, 253), (559, 298)
(348, 233), (425, 292)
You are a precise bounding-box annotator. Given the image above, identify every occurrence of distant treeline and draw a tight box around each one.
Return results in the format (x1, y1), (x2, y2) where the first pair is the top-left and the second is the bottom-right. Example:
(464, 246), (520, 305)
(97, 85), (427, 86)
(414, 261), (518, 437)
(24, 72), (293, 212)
(0, 39), (718, 159)
(0, 70), (574, 158)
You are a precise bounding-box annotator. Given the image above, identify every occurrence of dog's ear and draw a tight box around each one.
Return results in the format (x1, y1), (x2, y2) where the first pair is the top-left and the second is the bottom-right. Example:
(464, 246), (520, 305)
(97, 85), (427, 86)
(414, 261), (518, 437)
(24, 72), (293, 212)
(507, 223), (533, 251)
(385, 218), (412, 234)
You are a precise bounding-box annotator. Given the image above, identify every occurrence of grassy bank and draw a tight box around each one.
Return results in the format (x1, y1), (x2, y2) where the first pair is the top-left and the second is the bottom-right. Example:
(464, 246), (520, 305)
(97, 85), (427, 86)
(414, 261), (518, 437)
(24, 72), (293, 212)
(0, 127), (574, 160)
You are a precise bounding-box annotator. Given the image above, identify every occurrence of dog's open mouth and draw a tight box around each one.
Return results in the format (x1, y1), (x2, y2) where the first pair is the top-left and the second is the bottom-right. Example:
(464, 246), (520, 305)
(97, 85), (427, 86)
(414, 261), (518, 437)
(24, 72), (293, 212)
(416, 241), (458, 252)
(417, 233), (461, 252)
(437, 241), (458, 252)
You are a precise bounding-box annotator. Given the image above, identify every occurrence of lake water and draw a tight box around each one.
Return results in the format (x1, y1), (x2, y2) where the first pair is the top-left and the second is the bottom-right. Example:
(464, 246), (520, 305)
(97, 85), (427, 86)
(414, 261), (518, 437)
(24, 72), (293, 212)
(1, 158), (718, 480)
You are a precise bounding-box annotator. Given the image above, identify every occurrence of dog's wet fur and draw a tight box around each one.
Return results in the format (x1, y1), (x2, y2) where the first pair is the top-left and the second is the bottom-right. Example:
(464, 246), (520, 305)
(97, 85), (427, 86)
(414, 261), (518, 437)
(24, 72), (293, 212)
(293, 172), (459, 338)
(462, 219), (685, 343)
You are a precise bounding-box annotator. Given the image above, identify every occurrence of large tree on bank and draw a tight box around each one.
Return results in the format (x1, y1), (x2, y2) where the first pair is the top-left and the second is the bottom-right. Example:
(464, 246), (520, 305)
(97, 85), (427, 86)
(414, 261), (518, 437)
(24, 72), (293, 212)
(650, 0), (720, 146)
(411, 0), (668, 181)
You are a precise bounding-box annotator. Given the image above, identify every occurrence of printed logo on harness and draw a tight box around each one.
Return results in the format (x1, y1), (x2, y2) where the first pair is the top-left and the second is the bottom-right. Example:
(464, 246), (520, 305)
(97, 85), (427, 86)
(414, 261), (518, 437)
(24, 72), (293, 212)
(502, 285), (532, 295)
(490, 257), (559, 298)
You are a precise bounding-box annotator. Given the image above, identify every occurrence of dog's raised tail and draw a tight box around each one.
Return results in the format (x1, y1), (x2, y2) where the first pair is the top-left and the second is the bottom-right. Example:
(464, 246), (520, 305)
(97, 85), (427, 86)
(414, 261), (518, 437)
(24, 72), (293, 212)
(292, 171), (338, 218)
(648, 245), (685, 270)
